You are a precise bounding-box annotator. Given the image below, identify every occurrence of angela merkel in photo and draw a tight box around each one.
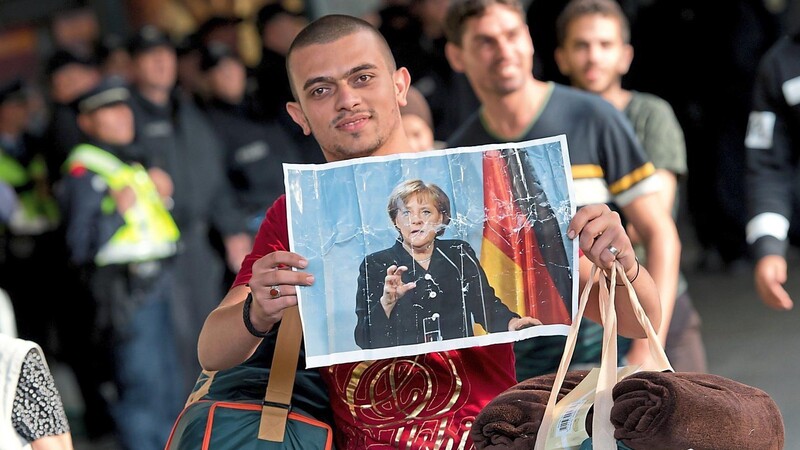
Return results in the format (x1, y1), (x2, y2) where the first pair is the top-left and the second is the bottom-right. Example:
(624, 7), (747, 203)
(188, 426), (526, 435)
(354, 179), (542, 349)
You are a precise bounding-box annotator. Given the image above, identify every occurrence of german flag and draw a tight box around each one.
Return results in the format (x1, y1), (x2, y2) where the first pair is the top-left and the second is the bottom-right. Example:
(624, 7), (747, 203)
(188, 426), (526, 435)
(480, 148), (572, 326)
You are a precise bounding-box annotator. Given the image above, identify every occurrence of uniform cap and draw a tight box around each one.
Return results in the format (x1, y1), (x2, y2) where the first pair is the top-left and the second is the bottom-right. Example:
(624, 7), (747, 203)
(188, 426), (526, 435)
(45, 48), (96, 77)
(73, 77), (130, 114)
(200, 42), (238, 71)
(256, 3), (303, 33)
(95, 34), (128, 63)
(196, 15), (243, 42)
(128, 25), (174, 55)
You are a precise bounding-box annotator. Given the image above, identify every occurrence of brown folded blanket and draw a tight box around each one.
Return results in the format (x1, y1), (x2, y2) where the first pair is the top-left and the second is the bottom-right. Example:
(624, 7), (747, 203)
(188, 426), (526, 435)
(472, 370), (590, 450)
(611, 371), (785, 450)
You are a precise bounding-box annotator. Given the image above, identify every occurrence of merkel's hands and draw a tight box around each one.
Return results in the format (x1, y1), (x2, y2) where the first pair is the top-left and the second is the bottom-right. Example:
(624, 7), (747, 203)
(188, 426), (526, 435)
(568, 204), (638, 280)
(380, 264), (416, 317)
(508, 316), (543, 331)
(754, 255), (793, 310)
(247, 251), (315, 334)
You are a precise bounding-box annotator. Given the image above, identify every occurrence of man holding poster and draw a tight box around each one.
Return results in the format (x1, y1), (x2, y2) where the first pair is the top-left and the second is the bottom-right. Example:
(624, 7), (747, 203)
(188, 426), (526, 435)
(197, 13), (662, 450)
(283, 135), (576, 365)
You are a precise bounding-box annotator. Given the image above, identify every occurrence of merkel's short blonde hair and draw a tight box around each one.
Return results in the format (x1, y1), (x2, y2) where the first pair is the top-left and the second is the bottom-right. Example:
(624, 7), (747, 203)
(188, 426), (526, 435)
(387, 179), (451, 236)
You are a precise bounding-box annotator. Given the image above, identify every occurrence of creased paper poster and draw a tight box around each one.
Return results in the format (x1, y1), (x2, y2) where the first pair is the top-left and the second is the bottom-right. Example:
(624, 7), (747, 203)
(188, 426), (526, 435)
(285, 135), (577, 368)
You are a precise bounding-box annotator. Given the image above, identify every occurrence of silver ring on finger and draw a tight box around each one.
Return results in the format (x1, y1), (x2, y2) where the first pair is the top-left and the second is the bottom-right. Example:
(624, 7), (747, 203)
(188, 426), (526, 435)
(269, 285), (281, 299)
(607, 245), (620, 258)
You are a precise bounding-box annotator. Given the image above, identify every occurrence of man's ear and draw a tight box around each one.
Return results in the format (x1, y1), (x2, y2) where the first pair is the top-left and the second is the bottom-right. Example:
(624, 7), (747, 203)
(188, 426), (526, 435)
(444, 42), (465, 73)
(554, 46), (571, 77)
(619, 43), (633, 76)
(393, 67), (411, 108)
(76, 113), (91, 136)
(286, 102), (311, 136)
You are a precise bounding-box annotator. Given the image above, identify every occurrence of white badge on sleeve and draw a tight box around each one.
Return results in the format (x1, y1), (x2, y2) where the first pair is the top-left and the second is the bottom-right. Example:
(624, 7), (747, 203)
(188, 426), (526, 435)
(744, 111), (776, 149)
(782, 75), (800, 106)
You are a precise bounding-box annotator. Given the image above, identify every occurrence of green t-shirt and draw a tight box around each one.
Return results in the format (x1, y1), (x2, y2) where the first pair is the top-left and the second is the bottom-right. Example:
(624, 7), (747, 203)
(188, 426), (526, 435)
(625, 91), (689, 296)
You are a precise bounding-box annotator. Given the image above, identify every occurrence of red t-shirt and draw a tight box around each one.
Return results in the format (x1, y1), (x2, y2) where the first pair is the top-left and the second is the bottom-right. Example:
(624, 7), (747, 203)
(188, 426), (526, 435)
(234, 195), (518, 449)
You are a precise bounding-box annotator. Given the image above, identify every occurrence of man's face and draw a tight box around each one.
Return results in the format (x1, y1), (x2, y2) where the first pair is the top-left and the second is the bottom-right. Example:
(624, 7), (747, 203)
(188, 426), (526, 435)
(50, 64), (101, 104)
(0, 98), (29, 133)
(209, 58), (246, 104)
(81, 104), (135, 145)
(264, 14), (307, 56)
(402, 114), (434, 152)
(413, 0), (450, 37)
(286, 30), (410, 162)
(555, 14), (631, 94)
(103, 49), (133, 83)
(446, 4), (533, 98)
(132, 46), (177, 92)
(393, 193), (444, 250)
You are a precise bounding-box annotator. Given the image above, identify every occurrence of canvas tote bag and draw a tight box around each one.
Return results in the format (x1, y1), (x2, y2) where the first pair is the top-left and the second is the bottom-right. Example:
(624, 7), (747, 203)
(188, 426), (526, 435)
(533, 262), (673, 450)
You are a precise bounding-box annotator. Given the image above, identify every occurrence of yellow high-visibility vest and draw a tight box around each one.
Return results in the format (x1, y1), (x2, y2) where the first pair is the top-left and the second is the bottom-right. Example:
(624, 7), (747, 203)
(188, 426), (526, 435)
(0, 148), (59, 235)
(64, 144), (180, 266)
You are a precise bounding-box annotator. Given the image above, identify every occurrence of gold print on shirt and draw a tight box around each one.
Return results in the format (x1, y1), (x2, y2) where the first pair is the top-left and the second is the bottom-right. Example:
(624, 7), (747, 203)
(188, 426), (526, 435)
(346, 354), (463, 423)
(330, 352), (471, 446)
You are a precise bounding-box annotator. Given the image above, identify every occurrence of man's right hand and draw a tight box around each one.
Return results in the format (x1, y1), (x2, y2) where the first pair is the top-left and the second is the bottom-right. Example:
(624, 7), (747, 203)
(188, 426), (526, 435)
(754, 255), (793, 311)
(247, 251), (315, 333)
(110, 186), (136, 213)
(147, 167), (174, 200)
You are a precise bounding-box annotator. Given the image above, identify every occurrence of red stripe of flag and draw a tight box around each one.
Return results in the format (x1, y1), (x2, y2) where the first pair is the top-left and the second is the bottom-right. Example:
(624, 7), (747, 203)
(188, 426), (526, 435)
(481, 150), (571, 325)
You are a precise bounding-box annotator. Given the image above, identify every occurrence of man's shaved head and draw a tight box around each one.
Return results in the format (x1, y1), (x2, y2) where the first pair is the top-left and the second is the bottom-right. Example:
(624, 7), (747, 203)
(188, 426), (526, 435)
(286, 14), (397, 99)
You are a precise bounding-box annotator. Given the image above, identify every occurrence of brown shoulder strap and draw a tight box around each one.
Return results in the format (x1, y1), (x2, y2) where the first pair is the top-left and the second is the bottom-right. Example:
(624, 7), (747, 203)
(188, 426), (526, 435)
(259, 305), (303, 441)
(184, 370), (217, 406)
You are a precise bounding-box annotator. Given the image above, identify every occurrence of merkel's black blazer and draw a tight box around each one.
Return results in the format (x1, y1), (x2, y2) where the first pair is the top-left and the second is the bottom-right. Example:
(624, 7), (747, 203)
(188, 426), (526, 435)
(354, 238), (519, 349)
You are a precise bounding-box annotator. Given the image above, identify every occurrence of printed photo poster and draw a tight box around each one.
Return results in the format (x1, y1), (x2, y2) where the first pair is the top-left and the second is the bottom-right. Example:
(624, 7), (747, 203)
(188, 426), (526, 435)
(285, 135), (578, 368)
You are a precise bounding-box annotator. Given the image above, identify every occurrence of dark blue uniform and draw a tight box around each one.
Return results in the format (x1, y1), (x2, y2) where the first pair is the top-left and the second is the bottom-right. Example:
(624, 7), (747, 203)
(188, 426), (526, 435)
(745, 32), (800, 259)
(202, 98), (306, 235)
(127, 88), (248, 394)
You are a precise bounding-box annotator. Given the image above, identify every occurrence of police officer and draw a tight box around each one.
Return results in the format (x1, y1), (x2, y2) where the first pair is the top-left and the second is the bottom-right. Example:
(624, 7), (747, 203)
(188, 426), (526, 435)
(252, 3), (325, 164)
(0, 78), (61, 347)
(41, 48), (102, 183)
(125, 25), (251, 394)
(60, 77), (184, 450)
(199, 42), (305, 236)
(745, 21), (800, 311)
(0, 79), (59, 239)
(0, 76), (116, 441)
